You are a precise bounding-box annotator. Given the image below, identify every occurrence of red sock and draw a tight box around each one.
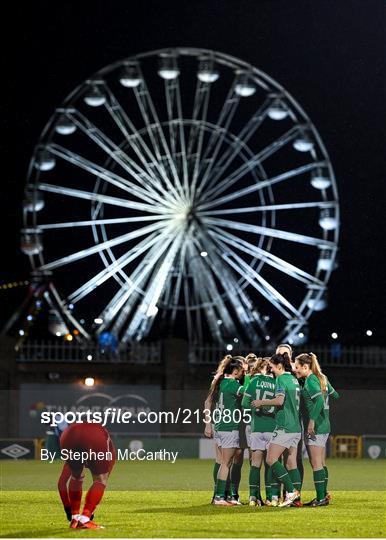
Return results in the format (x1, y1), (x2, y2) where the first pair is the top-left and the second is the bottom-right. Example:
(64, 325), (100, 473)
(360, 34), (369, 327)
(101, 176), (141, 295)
(82, 481), (106, 518)
(69, 476), (84, 515)
(57, 464), (71, 508)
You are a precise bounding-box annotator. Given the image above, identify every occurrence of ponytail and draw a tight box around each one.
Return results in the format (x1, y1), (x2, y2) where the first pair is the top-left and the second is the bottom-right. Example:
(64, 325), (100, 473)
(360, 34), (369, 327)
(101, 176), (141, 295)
(249, 356), (270, 376)
(295, 352), (327, 392)
(269, 352), (292, 372)
(207, 354), (244, 403)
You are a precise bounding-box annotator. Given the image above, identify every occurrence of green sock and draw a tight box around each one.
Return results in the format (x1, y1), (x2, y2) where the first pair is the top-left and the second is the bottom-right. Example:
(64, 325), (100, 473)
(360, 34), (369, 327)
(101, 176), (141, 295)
(324, 466), (329, 493)
(265, 465), (272, 501)
(213, 463), (220, 496)
(231, 463), (242, 497)
(215, 479), (227, 498)
(271, 461), (295, 493)
(313, 469), (326, 501)
(249, 466), (260, 498)
(288, 468), (302, 492)
(267, 466), (279, 498)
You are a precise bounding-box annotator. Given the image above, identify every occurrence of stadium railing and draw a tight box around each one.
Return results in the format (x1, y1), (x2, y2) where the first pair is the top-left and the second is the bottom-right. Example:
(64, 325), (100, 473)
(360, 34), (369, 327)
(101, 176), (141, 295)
(16, 340), (162, 364)
(188, 344), (386, 367)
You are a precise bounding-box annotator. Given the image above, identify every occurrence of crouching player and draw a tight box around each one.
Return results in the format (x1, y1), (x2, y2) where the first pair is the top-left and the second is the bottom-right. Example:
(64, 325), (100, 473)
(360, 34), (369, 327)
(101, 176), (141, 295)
(295, 353), (340, 507)
(59, 422), (115, 529)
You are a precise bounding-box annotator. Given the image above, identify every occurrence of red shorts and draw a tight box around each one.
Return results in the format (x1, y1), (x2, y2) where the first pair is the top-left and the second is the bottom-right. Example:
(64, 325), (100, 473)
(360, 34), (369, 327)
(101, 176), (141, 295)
(60, 423), (116, 475)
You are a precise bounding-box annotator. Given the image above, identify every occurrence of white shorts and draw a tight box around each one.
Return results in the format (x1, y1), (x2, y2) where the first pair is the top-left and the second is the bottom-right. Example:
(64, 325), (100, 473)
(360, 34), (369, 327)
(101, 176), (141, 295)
(245, 424), (252, 447)
(306, 433), (329, 447)
(250, 432), (272, 451)
(214, 430), (240, 449)
(269, 429), (301, 449)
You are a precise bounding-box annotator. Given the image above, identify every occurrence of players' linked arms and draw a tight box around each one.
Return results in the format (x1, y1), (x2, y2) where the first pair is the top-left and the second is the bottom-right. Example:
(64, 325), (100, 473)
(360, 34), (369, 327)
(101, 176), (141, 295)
(241, 392), (251, 409)
(251, 395), (284, 408)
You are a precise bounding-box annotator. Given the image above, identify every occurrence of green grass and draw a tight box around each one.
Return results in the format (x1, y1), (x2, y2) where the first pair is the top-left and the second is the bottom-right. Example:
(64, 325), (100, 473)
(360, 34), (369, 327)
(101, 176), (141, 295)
(1, 459), (385, 537)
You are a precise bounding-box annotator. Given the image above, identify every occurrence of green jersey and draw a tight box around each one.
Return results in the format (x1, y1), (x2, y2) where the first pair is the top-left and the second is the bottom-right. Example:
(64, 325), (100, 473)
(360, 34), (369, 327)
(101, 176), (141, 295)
(274, 372), (301, 433)
(242, 374), (276, 433)
(214, 377), (243, 431)
(301, 374), (339, 434)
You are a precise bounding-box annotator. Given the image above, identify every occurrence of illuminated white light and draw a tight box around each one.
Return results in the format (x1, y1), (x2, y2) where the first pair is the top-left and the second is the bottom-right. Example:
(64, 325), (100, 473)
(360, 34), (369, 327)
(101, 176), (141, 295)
(27, 315), (33, 321)
(35, 151), (56, 171)
(198, 71), (219, 83)
(298, 332), (304, 338)
(319, 210), (338, 231)
(366, 330), (373, 337)
(119, 64), (142, 87)
(94, 318), (103, 324)
(311, 170), (331, 190)
(197, 57), (219, 83)
(226, 344), (233, 351)
(293, 135), (314, 152)
(19, 330), (25, 336)
(267, 99), (288, 120)
(158, 54), (179, 80)
(84, 377), (95, 387)
(87, 354), (93, 361)
(200, 251), (208, 257)
(307, 297), (327, 311)
(235, 83), (255, 97)
(68, 303), (74, 310)
(217, 319), (223, 325)
(146, 305), (158, 317)
(55, 119), (76, 135)
(233, 338), (239, 343)
(331, 332), (338, 340)
(55, 331), (62, 337)
(318, 257), (333, 272)
(265, 335), (270, 341)
(84, 86), (106, 107)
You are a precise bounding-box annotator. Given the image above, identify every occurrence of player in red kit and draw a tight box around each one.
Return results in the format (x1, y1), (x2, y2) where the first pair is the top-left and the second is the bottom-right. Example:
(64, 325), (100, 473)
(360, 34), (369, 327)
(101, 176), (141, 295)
(58, 422), (115, 530)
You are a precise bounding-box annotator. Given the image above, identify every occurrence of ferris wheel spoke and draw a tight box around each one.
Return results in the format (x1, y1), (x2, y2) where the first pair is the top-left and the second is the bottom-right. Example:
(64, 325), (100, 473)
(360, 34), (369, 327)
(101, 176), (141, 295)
(133, 75), (187, 204)
(203, 126), (300, 202)
(67, 110), (178, 206)
(68, 228), (169, 304)
(189, 241), (238, 336)
(203, 216), (335, 248)
(202, 98), (271, 193)
(39, 215), (170, 230)
(120, 229), (185, 341)
(197, 161), (326, 211)
(210, 227), (324, 287)
(38, 183), (170, 214)
(164, 78), (189, 196)
(198, 200), (336, 217)
(103, 86), (181, 205)
(169, 240), (189, 326)
(194, 81), (243, 198)
(186, 81), (212, 202)
(103, 233), (177, 334)
(195, 231), (266, 340)
(48, 143), (170, 208)
(39, 220), (169, 271)
(217, 240), (302, 320)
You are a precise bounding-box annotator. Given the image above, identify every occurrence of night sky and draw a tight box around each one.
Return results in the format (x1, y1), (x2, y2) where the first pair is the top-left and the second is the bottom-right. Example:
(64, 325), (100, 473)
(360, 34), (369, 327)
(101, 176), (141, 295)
(1, 0), (385, 345)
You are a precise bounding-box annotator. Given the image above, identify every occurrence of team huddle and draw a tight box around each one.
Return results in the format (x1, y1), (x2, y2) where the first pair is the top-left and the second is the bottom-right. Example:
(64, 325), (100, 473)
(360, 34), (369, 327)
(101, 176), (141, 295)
(204, 343), (339, 507)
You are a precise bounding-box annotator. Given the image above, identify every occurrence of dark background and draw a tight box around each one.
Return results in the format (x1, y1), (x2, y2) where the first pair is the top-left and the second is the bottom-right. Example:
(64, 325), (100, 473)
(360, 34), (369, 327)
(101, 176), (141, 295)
(1, 0), (385, 344)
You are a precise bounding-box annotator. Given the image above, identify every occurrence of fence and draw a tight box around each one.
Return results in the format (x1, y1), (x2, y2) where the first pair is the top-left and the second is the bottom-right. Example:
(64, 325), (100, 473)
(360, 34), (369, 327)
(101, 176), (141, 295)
(15, 340), (386, 368)
(188, 344), (386, 367)
(16, 340), (162, 364)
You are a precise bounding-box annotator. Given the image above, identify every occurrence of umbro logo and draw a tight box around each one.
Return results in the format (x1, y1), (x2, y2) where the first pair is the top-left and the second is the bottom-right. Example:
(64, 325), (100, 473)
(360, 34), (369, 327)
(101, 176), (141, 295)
(1, 443), (31, 459)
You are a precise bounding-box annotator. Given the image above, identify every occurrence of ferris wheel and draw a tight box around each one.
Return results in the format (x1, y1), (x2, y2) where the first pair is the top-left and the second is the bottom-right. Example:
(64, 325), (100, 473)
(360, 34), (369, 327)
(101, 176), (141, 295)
(22, 47), (339, 346)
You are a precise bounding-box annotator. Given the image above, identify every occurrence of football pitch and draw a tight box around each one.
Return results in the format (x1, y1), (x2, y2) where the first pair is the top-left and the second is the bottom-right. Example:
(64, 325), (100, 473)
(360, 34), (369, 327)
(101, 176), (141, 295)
(1, 459), (385, 538)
